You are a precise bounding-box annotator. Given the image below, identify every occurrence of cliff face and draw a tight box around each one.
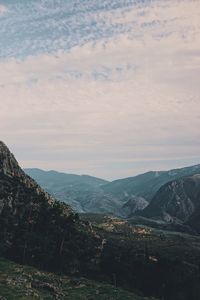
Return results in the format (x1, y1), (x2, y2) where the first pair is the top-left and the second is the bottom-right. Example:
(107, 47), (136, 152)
(0, 141), (56, 203)
(121, 197), (148, 217)
(141, 175), (200, 223)
(0, 141), (100, 273)
(0, 141), (21, 177)
(0, 141), (65, 227)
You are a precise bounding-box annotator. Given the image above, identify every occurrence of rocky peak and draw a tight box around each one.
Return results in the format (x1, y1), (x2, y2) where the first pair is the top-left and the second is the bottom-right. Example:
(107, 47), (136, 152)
(140, 175), (200, 222)
(0, 142), (100, 274)
(0, 141), (55, 204)
(0, 141), (23, 178)
(122, 196), (148, 217)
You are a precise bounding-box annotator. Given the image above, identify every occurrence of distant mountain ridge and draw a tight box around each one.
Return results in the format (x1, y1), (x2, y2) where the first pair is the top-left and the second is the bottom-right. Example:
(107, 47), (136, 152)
(26, 168), (108, 186)
(25, 164), (200, 217)
(102, 164), (200, 202)
(25, 168), (109, 213)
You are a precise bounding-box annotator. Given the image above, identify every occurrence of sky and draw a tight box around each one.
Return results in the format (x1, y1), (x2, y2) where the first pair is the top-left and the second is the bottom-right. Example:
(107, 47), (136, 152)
(0, 0), (200, 180)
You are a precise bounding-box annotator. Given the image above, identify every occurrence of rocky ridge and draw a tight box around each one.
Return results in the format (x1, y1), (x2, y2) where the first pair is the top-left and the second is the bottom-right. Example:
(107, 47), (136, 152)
(0, 141), (100, 273)
(140, 174), (200, 223)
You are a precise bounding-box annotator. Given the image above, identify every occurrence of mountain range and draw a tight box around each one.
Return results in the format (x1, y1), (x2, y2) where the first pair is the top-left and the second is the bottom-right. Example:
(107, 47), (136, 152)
(25, 164), (200, 218)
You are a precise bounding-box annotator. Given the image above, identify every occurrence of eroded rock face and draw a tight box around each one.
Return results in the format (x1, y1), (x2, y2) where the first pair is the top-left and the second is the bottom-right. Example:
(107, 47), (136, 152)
(121, 197), (148, 217)
(140, 175), (200, 223)
(0, 141), (22, 177)
(0, 141), (71, 246)
(0, 141), (57, 209)
(0, 141), (100, 273)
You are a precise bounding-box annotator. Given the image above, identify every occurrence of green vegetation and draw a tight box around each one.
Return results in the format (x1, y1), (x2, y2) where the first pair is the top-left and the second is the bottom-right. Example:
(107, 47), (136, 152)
(0, 173), (101, 275)
(82, 214), (200, 300)
(0, 257), (152, 300)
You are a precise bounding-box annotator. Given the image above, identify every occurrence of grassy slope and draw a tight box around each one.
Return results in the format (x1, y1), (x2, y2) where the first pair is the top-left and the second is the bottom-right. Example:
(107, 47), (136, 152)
(0, 257), (154, 300)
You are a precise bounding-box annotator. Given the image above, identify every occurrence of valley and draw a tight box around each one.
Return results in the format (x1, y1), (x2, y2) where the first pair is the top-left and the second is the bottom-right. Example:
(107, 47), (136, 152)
(25, 164), (200, 219)
(1, 141), (200, 300)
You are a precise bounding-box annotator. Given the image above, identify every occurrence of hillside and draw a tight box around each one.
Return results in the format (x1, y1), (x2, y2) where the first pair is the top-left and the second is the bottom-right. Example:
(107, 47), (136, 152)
(0, 257), (150, 300)
(187, 196), (200, 234)
(0, 141), (100, 274)
(80, 213), (200, 300)
(140, 174), (200, 223)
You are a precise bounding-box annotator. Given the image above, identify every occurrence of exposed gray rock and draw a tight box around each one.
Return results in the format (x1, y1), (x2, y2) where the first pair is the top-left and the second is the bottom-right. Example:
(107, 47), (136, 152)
(0, 141), (72, 245)
(140, 174), (200, 223)
(0, 141), (101, 275)
(121, 197), (148, 217)
(0, 141), (55, 205)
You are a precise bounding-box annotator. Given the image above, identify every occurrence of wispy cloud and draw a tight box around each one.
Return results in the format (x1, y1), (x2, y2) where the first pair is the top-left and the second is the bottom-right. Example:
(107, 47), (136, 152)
(0, 4), (7, 15)
(0, 0), (200, 179)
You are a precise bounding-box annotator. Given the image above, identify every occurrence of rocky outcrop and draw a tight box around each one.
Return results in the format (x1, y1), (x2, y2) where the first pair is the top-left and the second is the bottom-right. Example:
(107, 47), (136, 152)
(121, 197), (148, 217)
(0, 141), (100, 273)
(0, 141), (56, 206)
(140, 174), (200, 222)
(0, 141), (22, 177)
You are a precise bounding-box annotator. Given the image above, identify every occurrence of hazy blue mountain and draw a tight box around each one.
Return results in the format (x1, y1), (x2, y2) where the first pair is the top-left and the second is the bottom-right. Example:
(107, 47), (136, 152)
(141, 174), (200, 223)
(25, 168), (149, 215)
(25, 168), (109, 213)
(25, 168), (108, 188)
(25, 164), (200, 217)
(102, 164), (200, 202)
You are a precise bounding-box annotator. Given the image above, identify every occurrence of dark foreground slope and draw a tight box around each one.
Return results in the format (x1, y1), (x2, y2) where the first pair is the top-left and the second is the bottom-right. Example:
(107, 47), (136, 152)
(0, 141), (100, 274)
(81, 214), (200, 300)
(0, 257), (148, 300)
(141, 174), (200, 223)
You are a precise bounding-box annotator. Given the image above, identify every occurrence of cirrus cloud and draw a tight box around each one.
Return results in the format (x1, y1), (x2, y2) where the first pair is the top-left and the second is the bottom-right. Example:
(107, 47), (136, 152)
(0, 0), (200, 179)
(0, 4), (7, 15)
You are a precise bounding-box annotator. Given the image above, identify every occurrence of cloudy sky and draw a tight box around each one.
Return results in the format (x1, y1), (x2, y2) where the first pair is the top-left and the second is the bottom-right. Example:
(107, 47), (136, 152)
(0, 0), (200, 180)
